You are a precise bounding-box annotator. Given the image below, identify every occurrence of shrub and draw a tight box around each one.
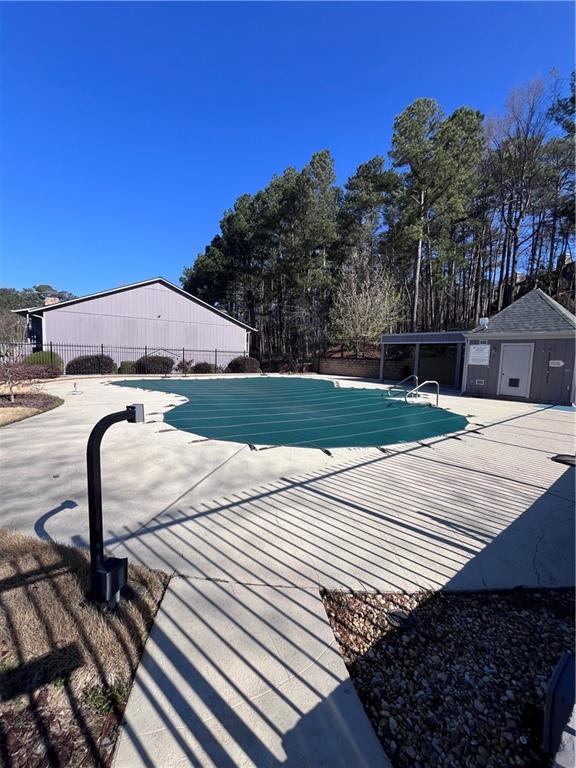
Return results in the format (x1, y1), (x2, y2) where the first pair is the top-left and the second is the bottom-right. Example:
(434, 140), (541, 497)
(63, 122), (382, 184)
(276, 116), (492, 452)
(65, 355), (116, 375)
(25, 364), (61, 379)
(23, 350), (64, 372)
(192, 362), (217, 374)
(226, 356), (261, 374)
(118, 360), (136, 374)
(0, 363), (59, 402)
(134, 355), (173, 374)
(175, 359), (194, 374)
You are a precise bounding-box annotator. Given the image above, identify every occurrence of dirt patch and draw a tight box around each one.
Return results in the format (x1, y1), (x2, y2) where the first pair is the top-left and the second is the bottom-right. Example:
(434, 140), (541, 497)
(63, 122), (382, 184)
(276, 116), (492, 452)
(0, 529), (169, 767)
(324, 589), (575, 768)
(0, 394), (63, 426)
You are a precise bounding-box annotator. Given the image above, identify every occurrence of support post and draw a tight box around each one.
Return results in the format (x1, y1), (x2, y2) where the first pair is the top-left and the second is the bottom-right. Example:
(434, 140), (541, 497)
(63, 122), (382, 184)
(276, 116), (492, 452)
(86, 404), (145, 608)
(454, 343), (463, 389)
(379, 339), (386, 382)
(413, 343), (420, 378)
(214, 349), (218, 369)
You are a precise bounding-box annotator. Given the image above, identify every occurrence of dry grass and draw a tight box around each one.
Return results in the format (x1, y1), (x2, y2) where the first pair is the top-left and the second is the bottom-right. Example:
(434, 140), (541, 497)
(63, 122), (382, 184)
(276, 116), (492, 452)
(0, 407), (40, 427)
(0, 395), (63, 427)
(0, 529), (169, 767)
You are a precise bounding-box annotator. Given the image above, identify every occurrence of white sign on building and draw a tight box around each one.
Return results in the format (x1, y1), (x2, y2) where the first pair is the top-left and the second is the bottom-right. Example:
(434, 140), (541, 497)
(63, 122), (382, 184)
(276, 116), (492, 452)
(468, 344), (491, 366)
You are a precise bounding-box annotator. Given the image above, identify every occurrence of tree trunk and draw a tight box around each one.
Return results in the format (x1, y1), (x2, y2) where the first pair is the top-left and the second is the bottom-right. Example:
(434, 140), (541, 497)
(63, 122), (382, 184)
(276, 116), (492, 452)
(411, 190), (425, 332)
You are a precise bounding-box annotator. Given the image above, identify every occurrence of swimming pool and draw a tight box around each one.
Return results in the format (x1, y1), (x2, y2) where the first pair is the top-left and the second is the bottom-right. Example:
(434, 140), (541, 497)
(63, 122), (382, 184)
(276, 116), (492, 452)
(114, 376), (468, 449)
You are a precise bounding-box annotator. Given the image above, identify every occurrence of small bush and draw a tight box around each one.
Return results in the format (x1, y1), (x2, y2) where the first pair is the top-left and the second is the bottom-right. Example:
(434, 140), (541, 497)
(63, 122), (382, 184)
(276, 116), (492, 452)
(23, 350), (64, 372)
(226, 356), (261, 374)
(0, 363), (60, 402)
(192, 362), (217, 374)
(23, 364), (61, 379)
(134, 355), (173, 374)
(175, 359), (194, 374)
(118, 360), (136, 374)
(65, 355), (116, 375)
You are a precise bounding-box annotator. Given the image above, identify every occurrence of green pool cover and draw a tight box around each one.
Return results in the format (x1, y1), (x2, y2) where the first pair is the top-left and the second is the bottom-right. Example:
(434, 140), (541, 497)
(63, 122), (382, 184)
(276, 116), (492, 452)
(114, 377), (467, 449)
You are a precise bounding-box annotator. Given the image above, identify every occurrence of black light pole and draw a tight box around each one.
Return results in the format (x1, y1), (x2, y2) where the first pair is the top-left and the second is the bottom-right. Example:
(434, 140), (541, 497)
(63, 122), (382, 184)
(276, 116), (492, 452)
(86, 403), (145, 608)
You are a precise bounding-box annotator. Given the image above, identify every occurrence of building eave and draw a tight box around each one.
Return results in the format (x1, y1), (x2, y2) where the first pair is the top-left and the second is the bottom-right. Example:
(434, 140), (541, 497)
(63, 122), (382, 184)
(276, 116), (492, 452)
(464, 330), (576, 340)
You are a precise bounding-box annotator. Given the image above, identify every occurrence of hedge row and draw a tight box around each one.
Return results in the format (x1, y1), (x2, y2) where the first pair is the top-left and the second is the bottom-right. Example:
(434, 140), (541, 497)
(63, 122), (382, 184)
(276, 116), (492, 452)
(20, 353), (262, 375)
(23, 351), (64, 372)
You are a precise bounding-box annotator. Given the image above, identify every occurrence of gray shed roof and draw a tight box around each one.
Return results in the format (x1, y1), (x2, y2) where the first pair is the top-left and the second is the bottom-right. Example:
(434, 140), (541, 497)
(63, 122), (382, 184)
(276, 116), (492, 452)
(467, 289), (576, 337)
(381, 331), (465, 344)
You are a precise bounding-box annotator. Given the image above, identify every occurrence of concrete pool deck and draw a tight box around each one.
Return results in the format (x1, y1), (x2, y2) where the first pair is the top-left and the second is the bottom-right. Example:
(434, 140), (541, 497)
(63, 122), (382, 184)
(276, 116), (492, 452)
(1, 375), (574, 767)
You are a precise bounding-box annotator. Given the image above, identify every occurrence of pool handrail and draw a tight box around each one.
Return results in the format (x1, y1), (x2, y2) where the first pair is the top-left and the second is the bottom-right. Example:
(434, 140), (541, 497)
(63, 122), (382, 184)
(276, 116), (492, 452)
(404, 380), (439, 407)
(397, 374), (419, 389)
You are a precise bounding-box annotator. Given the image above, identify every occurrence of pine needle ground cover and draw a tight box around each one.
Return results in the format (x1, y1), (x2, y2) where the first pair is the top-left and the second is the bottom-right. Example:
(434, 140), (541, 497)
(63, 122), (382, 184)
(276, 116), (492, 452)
(0, 529), (169, 767)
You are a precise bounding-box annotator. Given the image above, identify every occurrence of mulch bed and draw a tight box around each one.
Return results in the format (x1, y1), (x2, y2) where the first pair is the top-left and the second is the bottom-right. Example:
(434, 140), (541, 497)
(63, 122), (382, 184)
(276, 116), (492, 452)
(324, 589), (575, 768)
(0, 394), (61, 409)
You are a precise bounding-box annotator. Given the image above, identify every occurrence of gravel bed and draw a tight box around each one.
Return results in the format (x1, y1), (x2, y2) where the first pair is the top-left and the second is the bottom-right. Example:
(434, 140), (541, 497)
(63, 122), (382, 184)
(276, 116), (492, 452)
(324, 589), (574, 768)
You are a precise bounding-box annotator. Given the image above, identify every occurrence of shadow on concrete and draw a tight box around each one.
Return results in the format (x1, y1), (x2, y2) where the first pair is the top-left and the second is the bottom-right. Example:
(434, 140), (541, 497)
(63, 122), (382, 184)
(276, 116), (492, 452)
(34, 500), (78, 542)
(14, 401), (574, 766)
(445, 469), (575, 591)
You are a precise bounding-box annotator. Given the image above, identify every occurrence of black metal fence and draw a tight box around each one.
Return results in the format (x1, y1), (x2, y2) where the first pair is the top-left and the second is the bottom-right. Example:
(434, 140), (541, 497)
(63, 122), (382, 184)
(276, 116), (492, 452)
(0, 342), (246, 374)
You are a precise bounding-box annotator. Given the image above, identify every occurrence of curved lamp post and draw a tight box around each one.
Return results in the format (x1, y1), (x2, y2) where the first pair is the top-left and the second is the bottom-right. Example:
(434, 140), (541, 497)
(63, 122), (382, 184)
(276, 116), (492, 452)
(86, 403), (145, 608)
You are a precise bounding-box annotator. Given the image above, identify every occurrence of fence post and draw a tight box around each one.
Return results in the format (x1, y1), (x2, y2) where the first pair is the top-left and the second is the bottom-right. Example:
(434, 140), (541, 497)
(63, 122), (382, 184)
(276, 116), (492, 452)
(182, 347), (186, 376)
(49, 342), (53, 367)
(144, 345), (148, 375)
(214, 349), (217, 370)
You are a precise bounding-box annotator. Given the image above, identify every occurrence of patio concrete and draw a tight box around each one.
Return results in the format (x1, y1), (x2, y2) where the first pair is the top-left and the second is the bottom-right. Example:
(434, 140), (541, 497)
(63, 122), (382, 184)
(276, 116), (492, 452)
(1, 375), (574, 767)
(114, 580), (389, 768)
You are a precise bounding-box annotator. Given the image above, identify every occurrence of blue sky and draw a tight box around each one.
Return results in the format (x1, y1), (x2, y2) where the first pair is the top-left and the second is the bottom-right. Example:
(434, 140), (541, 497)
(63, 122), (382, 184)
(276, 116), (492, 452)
(1, 1), (574, 296)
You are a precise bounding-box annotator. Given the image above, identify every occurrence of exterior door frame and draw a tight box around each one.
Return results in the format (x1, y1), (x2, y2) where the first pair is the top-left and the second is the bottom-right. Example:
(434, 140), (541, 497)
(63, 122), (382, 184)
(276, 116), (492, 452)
(497, 342), (535, 398)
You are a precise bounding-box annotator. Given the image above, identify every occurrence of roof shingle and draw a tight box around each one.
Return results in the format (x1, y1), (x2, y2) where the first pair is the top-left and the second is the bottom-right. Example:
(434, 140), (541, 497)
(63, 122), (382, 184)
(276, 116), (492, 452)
(469, 289), (576, 336)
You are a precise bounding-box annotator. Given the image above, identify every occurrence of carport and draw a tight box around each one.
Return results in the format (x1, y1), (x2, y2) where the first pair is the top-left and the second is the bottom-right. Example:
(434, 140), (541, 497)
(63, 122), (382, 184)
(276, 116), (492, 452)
(379, 331), (466, 388)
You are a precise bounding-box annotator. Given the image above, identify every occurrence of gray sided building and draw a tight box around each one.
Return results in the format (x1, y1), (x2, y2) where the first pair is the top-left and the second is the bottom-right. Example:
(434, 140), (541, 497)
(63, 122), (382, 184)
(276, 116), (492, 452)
(13, 277), (255, 364)
(380, 289), (575, 406)
(463, 289), (575, 406)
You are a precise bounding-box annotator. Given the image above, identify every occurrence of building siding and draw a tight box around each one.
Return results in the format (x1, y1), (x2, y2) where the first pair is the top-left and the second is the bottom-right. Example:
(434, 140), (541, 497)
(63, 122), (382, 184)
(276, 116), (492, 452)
(464, 338), (575, 405)
(42, 283), (247, 354)
(529, 338), (575, 404)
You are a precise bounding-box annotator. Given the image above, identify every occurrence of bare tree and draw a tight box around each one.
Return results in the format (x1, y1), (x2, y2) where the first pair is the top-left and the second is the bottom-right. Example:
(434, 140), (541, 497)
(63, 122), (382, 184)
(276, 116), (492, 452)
(486, 79), (551, 308)
(0, 363), (57, 402)
(330, 253), (402, 350)
(0, 310), (26, 344)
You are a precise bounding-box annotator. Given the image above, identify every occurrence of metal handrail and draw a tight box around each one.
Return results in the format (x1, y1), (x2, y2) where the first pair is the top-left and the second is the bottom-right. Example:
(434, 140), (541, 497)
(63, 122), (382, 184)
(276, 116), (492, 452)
(397, 374), (419, 388)
(404, 380), (440, 407)
(381, 373), (418, 399)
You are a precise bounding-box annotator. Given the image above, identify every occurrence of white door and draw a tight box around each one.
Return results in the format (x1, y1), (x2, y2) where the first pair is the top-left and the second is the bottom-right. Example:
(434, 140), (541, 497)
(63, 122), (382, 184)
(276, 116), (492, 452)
(499, 343), (533, 397)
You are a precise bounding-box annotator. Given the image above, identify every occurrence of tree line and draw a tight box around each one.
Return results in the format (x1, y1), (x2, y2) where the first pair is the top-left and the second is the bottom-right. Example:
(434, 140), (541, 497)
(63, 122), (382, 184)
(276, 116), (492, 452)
(0, 285), (76, 343)
(182, 74), (575, 362)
